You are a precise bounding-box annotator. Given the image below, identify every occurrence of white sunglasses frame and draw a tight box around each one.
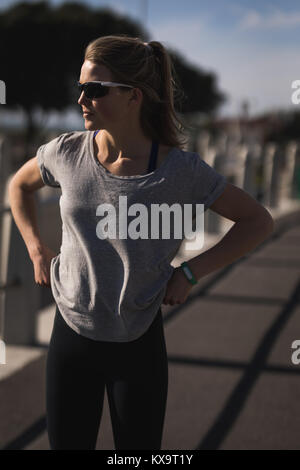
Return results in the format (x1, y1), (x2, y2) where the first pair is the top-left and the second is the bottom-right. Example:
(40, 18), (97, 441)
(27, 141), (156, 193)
(78, 80), (135, 98)
(78, 80), (134, 88)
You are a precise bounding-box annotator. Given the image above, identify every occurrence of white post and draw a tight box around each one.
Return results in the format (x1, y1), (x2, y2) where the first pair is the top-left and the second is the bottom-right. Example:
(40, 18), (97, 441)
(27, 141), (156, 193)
(262, 142), (276, 207)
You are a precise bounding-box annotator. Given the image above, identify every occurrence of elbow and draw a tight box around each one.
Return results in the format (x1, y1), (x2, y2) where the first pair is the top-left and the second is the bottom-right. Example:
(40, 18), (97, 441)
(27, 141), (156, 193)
(239, 207), (274, 241)
(7, 176), (16, 198)
(254, 208), (275, 239)
(7, 177), (18, 207)
(8, 176), (20, 198)
(8, 174), (19, 192)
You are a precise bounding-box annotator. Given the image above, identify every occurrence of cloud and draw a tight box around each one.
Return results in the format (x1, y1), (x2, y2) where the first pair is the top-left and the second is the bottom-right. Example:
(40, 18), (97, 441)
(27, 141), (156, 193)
(149, 16), (298, 116)
(108, 2), (127, 15)
(237, 8), (300, 31)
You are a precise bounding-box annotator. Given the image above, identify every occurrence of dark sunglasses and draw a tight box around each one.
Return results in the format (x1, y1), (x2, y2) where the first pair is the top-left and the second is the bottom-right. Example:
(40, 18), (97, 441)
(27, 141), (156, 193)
(77, 80), (134, 99)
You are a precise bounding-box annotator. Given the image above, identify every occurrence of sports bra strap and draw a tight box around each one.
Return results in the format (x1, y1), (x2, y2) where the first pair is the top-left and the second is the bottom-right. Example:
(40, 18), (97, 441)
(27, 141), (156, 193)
(147, 141), (159, 173)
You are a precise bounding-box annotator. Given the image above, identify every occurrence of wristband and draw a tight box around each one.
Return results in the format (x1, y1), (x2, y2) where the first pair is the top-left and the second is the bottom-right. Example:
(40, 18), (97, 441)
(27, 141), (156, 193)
(180, 261), (198, 285)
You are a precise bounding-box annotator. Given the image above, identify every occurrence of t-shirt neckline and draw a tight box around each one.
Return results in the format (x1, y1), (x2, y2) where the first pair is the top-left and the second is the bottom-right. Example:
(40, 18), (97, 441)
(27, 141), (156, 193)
(88, 130), (176, 180)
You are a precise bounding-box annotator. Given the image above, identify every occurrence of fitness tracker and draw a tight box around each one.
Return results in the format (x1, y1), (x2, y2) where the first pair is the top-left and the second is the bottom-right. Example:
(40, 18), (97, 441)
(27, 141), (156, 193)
(180, 261), (198, 285)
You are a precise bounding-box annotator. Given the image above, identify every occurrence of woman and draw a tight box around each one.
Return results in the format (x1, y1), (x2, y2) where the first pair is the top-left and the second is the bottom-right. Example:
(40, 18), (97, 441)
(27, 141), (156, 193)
(8, 35), (274, 450)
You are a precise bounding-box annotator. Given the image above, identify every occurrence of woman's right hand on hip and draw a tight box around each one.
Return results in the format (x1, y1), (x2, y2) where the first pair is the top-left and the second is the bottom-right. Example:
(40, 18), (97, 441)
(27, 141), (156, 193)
(31, 245), (57, 288)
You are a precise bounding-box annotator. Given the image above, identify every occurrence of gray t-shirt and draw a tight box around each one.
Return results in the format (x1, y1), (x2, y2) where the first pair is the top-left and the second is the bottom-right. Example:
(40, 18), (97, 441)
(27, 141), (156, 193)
(36, 130), (227, 342)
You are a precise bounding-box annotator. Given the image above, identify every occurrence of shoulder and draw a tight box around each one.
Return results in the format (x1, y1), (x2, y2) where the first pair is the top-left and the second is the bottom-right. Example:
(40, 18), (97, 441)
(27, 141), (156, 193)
(169, 148), (205, 171)
(183, 150), (204, 165)
(45, 131), (89, 166)
(172, 150), (225, 188)
(181, 150), (217, 173)
(54, 130), (88, 153)
(161, 148), (206, 177)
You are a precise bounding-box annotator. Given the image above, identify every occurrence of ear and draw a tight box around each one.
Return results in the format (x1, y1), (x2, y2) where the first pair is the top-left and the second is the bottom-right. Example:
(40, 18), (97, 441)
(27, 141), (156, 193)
(129, 87), (143, 105)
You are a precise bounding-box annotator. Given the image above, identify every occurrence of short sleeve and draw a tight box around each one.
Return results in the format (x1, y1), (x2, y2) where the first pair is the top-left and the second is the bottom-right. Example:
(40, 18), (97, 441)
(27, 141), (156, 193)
(36, 135), (61, 188)
(190, 153), (227, 212)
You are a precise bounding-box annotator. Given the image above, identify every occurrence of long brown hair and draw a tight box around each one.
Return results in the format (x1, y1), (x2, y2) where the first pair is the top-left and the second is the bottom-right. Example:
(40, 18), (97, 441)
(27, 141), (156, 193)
(84, 34), (190, 149)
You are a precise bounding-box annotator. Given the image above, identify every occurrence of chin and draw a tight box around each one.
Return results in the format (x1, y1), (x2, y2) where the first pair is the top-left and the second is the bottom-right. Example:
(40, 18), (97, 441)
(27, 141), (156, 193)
(83, 119), (98, 131)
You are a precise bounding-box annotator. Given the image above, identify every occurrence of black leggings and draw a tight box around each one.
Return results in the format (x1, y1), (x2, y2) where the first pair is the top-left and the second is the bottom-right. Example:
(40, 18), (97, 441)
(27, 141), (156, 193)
(46, 305), (168, 450)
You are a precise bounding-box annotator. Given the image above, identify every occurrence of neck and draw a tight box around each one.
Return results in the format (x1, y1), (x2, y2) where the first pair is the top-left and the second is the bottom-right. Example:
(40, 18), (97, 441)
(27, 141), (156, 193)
(97, 129), (153, 162)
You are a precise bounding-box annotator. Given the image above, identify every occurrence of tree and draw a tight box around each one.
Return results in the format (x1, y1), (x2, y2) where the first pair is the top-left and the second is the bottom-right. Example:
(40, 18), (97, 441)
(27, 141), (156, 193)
(0, 0), (226, 162)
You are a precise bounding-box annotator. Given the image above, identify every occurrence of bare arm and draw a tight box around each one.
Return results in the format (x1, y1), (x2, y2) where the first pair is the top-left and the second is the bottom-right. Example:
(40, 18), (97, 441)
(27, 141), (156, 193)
(8, 156), (46, 260)
(188, 182), (274, 280)
(163, 182), (274, 305)
(8, 156), (57, 287)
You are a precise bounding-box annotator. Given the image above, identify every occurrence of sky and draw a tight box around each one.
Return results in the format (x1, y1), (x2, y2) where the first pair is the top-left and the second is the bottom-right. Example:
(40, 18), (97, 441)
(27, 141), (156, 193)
(0, 0), (300, 120)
